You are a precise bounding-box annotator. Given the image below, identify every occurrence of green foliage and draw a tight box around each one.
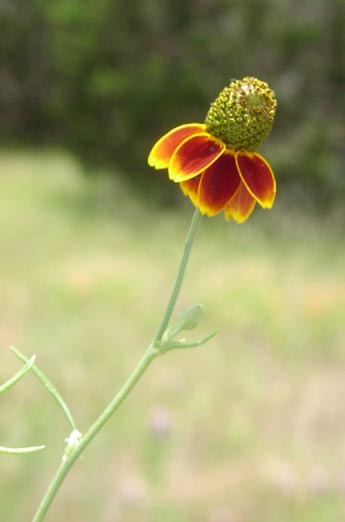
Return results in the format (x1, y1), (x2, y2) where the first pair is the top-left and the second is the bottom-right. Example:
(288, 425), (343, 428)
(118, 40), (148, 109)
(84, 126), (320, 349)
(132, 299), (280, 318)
(0, 0), (344, 203)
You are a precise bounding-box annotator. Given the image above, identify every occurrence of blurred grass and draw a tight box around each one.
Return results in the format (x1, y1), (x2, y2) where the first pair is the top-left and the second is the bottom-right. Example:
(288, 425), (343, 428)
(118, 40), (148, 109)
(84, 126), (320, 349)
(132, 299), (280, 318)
(0, 150), (345, 522)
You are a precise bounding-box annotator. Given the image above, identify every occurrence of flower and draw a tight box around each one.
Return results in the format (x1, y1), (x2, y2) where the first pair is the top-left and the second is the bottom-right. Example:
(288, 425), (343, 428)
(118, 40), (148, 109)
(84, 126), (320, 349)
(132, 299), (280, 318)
(148, 77), (277, 223)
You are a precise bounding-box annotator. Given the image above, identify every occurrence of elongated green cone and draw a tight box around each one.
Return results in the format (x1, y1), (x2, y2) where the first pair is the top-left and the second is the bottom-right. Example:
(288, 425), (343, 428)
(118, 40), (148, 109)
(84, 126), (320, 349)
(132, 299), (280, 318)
(205, 77), (277, 151)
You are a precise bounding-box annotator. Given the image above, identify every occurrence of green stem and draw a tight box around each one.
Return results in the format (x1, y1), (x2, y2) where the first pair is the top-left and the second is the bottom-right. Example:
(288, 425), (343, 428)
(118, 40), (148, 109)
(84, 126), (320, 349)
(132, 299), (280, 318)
(153, 207), (203, 345)
(32, 208), (202, 522)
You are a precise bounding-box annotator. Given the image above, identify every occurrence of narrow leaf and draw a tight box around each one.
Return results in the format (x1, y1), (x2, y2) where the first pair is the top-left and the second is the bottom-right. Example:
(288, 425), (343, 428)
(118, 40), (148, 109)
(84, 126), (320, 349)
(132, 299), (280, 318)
(0, 445), (45, 455)
(165, 330), (218, 350)
(0, 355), (36, 395)
(10, 346), (77, 431)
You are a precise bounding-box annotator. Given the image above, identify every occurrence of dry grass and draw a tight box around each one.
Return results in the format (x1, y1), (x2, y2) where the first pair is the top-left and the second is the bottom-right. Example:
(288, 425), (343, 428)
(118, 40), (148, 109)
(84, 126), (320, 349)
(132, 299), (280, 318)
(0, 150), (345, 522)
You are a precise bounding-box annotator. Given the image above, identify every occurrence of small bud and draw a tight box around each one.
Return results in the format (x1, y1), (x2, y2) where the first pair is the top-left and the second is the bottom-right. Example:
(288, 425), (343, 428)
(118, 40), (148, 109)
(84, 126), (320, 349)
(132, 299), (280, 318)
(178, 304), (203, 330)
(63, 429), (82, 461)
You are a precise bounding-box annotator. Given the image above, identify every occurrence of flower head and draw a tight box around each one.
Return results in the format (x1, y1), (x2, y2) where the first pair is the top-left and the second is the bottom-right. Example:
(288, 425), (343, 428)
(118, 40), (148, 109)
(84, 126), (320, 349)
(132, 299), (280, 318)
(148, 77), (277, 223)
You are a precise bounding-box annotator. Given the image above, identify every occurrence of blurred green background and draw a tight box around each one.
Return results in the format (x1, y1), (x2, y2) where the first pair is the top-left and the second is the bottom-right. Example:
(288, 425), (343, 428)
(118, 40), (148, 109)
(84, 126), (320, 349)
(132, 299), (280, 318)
(0, 1), (345, 521)
(0, 0), (344, 204)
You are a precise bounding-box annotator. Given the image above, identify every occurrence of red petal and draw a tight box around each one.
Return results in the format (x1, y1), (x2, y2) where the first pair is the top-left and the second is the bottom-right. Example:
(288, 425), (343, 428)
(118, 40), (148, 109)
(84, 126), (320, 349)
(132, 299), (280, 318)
(169, 133), (225, 182)
(180, 176), (201, 206)
(198, 152), (241, 216)
(224, 183), (256, 223)
(235, 152), (276, 208)
(148, 124), (205, 169)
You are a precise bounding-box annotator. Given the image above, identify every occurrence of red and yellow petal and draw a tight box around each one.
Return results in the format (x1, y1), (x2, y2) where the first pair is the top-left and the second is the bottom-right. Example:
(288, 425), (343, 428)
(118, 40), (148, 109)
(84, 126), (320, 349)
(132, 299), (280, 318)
(148, 124), (205, 169)
(224, 183), (256, 223)
(198, 152), (241, 216)
(235, 152), (276, 208)
(169, 133), (225, 182)
(180, 175), (201, 206)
